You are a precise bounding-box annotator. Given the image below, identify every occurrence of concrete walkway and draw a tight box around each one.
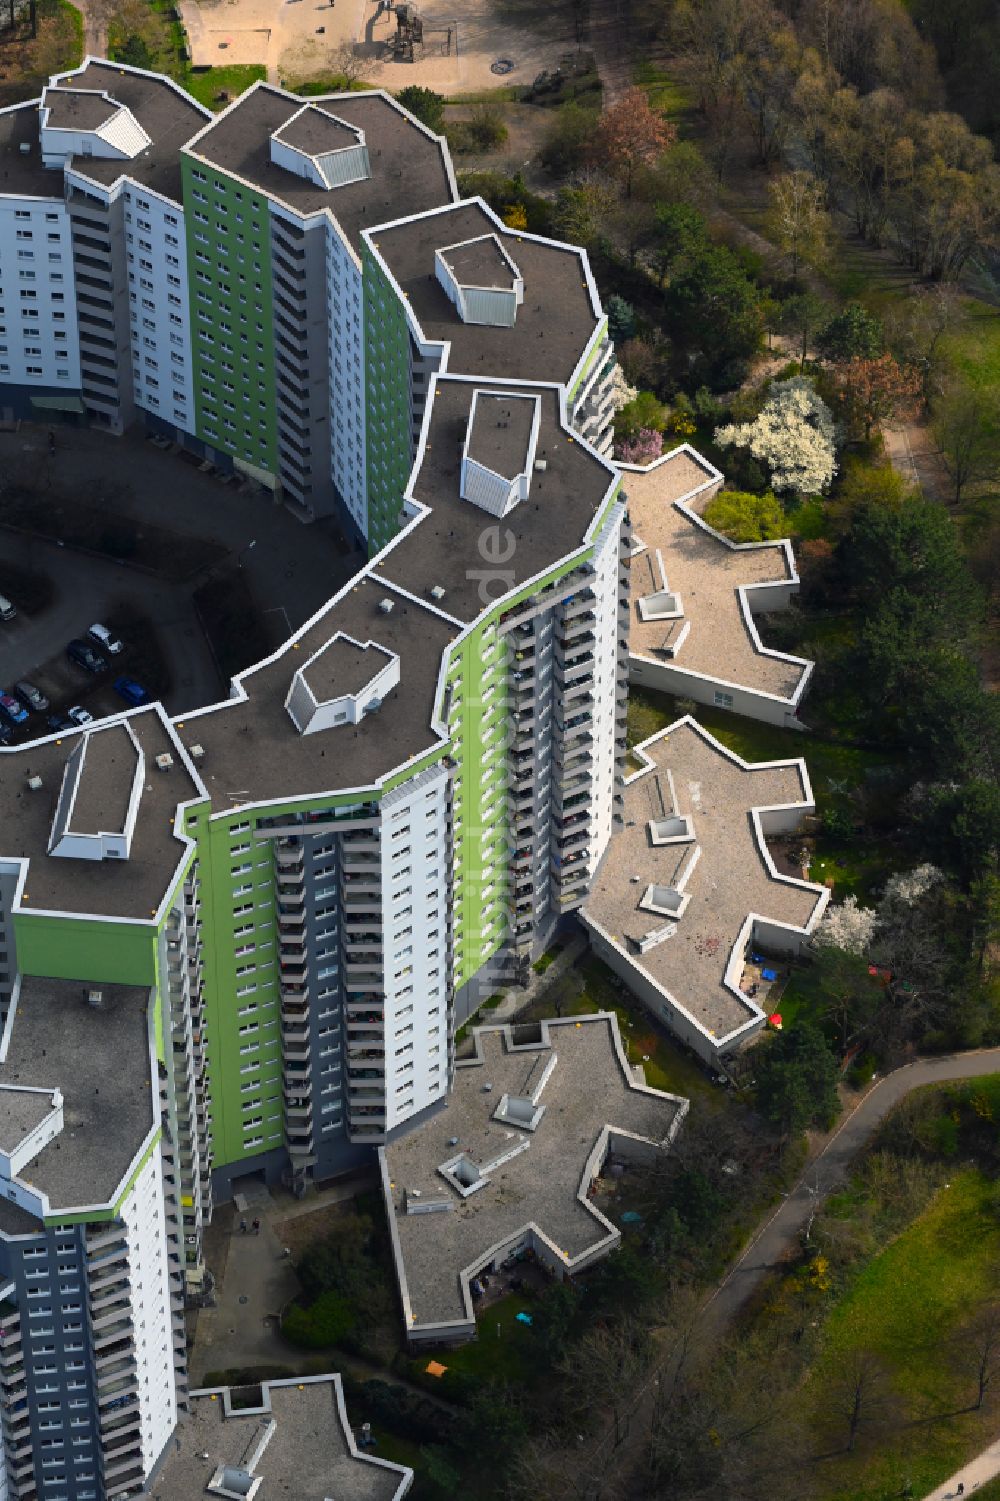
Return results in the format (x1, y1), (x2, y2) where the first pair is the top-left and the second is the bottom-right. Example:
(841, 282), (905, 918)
(918, 1440), (996, 1501)
(704, 1048), (1000, 1330)
(923, 1439), (1000, 1500)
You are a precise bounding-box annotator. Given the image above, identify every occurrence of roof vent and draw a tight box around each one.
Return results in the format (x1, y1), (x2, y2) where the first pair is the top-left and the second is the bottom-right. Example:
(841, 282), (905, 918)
(429, 585), (446, 601)
(188, 744), (205, 761)
(534, 459), (548, 472)
(378, 598), (394, 615)
(86, 989), (103, 1009)
(155, 753), (174, 772)
(18, 142), (30, 156)
(26, 775), (43, 792)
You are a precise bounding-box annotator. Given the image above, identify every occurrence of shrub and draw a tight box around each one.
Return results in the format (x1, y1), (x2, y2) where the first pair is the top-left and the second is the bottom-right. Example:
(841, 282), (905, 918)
(702, 488), (786, 543)
(614, 388), (667, 440)
(282, 1290), (355, 1349)
(539, 101), (598, 177)
(714, 376), (837, 495)
(466, 103), (508, 151)
(616, 427), (664, 464)
(395, 85), (445, 133)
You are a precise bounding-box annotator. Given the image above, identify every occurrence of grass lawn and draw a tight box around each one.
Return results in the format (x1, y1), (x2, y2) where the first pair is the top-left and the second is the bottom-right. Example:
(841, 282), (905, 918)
(409, 1290), (541, 1394)
(799, 1169), (1000, 1501)
(633, 60), (695, 118)
(941, 299), (1000, 393)
(184, 65), (267, 110)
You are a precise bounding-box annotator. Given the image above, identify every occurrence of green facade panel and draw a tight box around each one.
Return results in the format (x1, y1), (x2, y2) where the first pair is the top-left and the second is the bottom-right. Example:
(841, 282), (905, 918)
(362, 247), (413, 556)
(181, 154), (279, 478)
(13, 912), (158, 986)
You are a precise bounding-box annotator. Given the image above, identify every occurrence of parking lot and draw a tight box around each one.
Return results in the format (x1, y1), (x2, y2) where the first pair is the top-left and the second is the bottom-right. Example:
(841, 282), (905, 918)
(0, 532), (221, 736)
(0, 424), (365, 739)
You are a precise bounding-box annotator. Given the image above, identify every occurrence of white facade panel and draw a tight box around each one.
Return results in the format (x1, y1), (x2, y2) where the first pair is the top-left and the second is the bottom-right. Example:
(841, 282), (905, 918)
(379, 767), (450, 1132)
(123, 184), (194, 429)
(586, 502), (625, 879)
(121, 1146), (178, 1473)
(0, 194), (81, 390)
(326, 224), (367, 536)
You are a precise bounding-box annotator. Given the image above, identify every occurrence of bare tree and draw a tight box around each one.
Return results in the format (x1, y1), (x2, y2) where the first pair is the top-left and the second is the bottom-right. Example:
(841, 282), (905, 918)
(822, 1349), (897, 1454)
(328, 40), (367, 88)
(958, 1302), (1000, 1411)
(933, 383), (1000, 505)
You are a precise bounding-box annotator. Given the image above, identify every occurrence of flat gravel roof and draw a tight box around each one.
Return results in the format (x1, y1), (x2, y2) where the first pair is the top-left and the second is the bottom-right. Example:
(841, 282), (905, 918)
(187, 86), (454, 249)
(1, 976), (154, 1213)
(384, 1014), (685, 1330)
(368, 199), (600, 384)
(148, 1379), (410, 1501)
(584, 720), (825, 1042)
(625, 451), (811, 701)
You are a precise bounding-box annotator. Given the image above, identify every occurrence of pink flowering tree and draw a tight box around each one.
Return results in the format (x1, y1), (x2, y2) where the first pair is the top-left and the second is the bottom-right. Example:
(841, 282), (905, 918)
(616, 427), (664, 465)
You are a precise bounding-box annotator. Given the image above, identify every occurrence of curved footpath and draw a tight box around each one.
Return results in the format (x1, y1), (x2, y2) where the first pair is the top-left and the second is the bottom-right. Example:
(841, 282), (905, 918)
(705, 1047), (1000, 1330)
(594, 1047), (1000, 1497)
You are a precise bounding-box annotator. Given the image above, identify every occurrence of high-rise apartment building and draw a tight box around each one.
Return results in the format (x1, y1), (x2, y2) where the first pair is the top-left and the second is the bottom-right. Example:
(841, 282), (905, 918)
(0, 62), (615, 548)
(0, 60), (626, 1499)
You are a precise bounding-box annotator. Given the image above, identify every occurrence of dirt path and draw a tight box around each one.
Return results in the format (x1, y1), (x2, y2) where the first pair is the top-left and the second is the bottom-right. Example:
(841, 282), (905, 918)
(586, 0), (633, 105)
(883, 419), (953, 505)
(67, 0), (105, 56)
(588, 1046), (1000, 1498)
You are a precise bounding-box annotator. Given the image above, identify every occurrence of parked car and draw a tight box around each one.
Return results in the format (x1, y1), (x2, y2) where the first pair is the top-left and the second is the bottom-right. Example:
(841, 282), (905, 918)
(0, 721), (12, 745)
(88, 623), (123, 656)
(113, 676), (150, 706)
(0, 594), (15, 621)
(66, 705), (95, 726)
(46, 713), (75, 732)
(0, 691), (28, 725)
(67, 638), (107, 673)
(14, 680), (49, 713)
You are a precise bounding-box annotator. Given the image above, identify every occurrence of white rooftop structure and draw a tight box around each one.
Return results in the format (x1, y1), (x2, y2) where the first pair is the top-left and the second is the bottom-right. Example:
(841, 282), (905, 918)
(46, 721), (145, 862)
(285, 631), (400, 736)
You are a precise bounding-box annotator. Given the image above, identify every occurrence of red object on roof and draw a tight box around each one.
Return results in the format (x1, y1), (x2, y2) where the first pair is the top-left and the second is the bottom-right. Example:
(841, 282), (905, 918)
(868, 964), (878, 976)
(768, 1014), (783, 1029)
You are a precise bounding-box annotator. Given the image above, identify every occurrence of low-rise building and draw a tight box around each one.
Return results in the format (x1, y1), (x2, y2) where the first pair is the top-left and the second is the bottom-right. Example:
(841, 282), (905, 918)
(380, 1012), (687, 1345)
(581, 717), (829, 1064)
(621, 446), (814, 727)
(144, 1375), (412, 1498)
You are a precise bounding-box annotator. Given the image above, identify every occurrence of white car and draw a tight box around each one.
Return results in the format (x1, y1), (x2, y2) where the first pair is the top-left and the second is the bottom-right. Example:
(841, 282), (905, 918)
(67, 705), (94, 726)
(88, 623), (123, 656)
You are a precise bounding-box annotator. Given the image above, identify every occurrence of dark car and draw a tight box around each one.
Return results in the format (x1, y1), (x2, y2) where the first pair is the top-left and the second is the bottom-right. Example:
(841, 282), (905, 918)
(46, 713), (75, 732)
(67, 638), (108, 673)
(113, 676), (151, 707)
(0, 720), (12, 745)
(0, 691), (28, 725)
(14, 679), (49, 713)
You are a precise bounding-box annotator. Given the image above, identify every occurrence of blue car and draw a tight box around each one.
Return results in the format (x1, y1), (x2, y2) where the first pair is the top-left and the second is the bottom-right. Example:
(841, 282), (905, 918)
(0, 690), (28, 725)
(113, 676), (151, 707)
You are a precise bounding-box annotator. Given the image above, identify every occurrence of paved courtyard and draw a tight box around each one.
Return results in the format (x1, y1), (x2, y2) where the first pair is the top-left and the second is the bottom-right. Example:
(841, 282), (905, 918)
(190, 1173), (376, 1382)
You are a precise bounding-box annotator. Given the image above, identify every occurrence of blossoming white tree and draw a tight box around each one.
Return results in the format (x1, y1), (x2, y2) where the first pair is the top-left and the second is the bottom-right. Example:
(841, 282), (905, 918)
(812, 894), (878, 957)
(714, 376), (837, 494)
